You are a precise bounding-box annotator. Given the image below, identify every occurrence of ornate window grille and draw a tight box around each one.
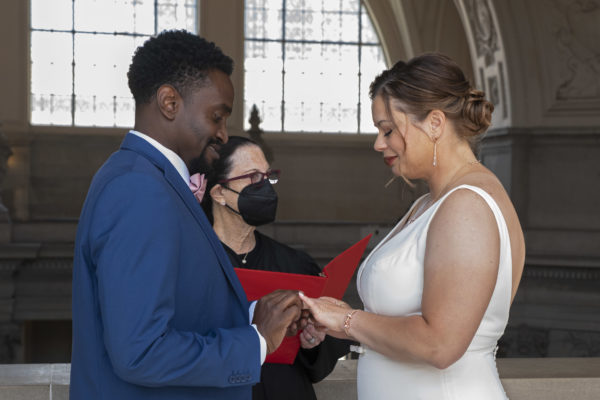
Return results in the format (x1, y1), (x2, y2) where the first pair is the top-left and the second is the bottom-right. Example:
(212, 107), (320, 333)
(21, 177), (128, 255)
(30, 0), (197, 127)
(244, 0), (387, 134)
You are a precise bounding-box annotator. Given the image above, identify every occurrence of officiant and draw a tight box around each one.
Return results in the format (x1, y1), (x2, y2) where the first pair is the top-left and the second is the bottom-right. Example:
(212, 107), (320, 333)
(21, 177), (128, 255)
(201, 136), (351, 400)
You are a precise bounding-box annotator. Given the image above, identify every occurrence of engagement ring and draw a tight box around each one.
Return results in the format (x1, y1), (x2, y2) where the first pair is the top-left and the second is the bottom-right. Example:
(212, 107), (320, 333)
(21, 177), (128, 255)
(308, 337), (316, 344)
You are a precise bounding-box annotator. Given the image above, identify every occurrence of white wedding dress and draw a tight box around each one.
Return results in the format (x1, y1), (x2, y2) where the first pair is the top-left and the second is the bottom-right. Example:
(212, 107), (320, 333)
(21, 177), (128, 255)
(356, 185), (511, 399)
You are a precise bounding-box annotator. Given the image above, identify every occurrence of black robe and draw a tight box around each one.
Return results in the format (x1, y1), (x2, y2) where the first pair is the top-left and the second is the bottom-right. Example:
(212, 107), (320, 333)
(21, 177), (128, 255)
(222, 231), (352, 400)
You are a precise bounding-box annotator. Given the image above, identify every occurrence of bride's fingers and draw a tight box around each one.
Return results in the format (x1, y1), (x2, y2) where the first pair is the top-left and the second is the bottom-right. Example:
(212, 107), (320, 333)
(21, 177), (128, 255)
(298, 292), (314, 308)
(320, 297), (338, 305)
(320, 296), (339, 303)
(299, 293), (323, 316)
(319, 296), (350, 309)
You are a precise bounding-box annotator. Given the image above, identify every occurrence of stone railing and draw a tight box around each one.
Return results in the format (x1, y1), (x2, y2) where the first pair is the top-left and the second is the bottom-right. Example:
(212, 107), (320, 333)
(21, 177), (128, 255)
(0, 364), (69, 399)
(314, 358), (600, 399)
(1, 358), (599, 400)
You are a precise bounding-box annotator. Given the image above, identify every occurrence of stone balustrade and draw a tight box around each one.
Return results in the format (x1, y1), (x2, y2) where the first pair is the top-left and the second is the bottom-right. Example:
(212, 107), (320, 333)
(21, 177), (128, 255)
(314, 358), (600, 400)
(0, 358), (599, 400)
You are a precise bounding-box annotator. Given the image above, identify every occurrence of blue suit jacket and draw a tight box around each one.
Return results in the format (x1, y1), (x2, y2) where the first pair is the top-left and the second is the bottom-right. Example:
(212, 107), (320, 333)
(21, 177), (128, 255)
(70, 133), (261, 399)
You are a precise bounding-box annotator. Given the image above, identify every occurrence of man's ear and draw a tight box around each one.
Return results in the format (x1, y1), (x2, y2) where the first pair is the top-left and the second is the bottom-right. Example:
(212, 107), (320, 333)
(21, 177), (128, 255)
(210, 184), (226, 206)
(156, 84), (181, 121)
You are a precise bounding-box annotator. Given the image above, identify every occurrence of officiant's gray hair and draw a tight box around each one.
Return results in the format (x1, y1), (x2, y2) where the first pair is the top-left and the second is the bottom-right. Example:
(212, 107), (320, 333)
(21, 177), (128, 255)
(201, 136), (262, 223)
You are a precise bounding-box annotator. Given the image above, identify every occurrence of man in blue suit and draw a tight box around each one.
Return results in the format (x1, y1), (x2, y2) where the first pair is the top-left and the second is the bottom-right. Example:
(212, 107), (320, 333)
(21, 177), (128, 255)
(70, 30), (303, 399)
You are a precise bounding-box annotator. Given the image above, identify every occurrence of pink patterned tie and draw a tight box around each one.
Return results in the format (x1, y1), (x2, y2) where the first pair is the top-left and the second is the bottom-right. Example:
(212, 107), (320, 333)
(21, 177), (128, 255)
(188, 173), (206, 203)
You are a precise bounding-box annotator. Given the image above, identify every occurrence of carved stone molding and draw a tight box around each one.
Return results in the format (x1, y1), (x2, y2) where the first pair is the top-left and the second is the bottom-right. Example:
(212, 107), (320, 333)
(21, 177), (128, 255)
(465, 0), (499, 66)
(524, 265), (600, 280)
(454, 0), (511, 128)
(487, 75), (500, 106)
(0, 260), (20, 272)
(551, 0), (600, 100)
(21, 258), (73, 272)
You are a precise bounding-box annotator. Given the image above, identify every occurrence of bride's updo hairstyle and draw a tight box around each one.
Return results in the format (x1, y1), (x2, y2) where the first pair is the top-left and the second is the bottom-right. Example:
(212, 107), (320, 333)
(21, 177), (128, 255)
(369, 53), (494, 141)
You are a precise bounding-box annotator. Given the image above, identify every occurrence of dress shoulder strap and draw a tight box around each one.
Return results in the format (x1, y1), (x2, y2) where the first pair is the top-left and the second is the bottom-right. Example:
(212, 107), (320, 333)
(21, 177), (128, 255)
(436, 184), (504, 225)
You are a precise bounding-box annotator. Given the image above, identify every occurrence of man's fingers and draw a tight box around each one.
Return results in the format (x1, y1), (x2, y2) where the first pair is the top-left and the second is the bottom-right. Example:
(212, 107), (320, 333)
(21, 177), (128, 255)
(261, 289), (293, 304)
(266, 290), (302, 309)
(276, 293), (302, 314)
(261, 289), (297, 304)
(281, 302), (301, 325)
(288, 320), (298, 333)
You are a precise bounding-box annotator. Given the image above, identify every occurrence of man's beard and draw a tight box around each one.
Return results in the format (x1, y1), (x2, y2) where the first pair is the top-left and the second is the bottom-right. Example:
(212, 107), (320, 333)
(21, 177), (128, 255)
(188, 139), (219, 175)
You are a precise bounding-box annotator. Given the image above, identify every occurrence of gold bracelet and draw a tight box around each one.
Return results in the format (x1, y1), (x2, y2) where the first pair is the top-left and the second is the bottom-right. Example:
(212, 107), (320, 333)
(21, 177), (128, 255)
(343, 309), (359, 337)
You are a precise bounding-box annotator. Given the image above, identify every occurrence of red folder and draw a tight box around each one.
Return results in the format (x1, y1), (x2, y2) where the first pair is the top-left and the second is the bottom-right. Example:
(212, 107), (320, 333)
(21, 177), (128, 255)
(234, 234), (372, 364)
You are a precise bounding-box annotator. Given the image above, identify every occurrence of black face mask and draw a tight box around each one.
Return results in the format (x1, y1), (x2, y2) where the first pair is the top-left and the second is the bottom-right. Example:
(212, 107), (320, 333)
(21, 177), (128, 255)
(223, 181), (278, 226)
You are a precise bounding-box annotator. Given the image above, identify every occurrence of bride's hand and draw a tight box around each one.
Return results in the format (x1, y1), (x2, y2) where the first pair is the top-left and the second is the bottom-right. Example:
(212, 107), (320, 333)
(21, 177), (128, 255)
(299, 293), (353, 337)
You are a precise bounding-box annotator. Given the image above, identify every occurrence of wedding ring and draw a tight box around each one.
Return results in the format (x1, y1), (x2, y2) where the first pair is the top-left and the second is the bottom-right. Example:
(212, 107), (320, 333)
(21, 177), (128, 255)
(308, 337), (316, 344)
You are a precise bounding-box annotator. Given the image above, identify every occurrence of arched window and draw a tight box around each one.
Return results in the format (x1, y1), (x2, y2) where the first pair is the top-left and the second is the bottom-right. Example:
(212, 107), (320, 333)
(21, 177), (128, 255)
(30, 0), (196, 127)
(244, 0), (387, 134)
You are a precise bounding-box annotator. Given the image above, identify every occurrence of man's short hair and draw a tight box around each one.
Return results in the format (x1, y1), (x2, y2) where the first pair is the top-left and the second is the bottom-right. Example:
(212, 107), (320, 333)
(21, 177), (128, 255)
(127, 30), (234, 105)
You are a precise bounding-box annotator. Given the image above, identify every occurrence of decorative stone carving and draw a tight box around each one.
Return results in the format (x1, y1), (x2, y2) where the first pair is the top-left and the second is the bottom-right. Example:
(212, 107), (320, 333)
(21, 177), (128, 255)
(464, 0), (499, 66)
(455, 0), (511, 127)
(248, 104), (262, 135)
(487, 76), (500, 107)
(247, 104), (274, 163)
(552, 0), (600, 99)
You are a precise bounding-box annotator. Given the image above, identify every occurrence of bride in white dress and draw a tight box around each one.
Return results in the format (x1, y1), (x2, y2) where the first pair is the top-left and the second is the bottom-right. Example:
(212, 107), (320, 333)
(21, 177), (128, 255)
(300, 53), (525, 399)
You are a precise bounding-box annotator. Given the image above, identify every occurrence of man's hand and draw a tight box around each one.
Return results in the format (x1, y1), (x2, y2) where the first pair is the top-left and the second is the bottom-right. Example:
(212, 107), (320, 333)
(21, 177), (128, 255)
(253, 290), (302, 354)
(287, 308), (310, 337)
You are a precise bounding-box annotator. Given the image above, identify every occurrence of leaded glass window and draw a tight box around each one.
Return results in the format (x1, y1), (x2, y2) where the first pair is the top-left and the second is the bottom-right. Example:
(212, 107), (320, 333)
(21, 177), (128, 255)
(244, 0), (387, 134)
(30, 0), (197, 127)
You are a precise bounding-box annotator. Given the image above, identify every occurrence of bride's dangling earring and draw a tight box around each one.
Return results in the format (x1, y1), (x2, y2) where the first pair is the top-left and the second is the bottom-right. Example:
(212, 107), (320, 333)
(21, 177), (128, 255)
(433, 141), (438, 167)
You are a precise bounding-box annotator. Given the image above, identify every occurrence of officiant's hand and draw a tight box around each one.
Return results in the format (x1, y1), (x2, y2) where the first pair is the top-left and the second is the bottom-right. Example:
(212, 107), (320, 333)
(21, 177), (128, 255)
(254, 290), (302, 354)
(299, 294), (352, 338)
(299, 322), (327, 349)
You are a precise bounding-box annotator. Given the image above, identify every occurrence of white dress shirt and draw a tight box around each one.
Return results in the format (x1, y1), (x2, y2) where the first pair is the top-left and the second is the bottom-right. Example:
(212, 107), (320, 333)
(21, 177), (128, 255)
(130, 130), (267, 364)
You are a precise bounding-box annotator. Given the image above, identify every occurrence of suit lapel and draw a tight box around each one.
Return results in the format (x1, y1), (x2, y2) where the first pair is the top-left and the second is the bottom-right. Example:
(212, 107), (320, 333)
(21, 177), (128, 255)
(120, 133), (250, 313)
